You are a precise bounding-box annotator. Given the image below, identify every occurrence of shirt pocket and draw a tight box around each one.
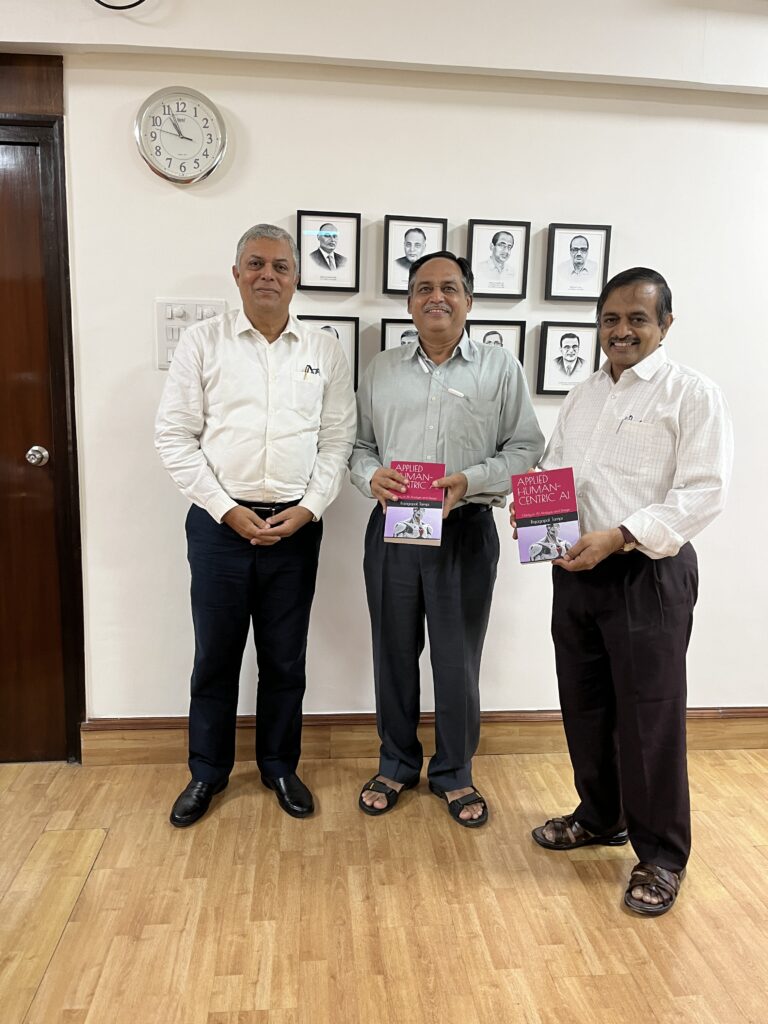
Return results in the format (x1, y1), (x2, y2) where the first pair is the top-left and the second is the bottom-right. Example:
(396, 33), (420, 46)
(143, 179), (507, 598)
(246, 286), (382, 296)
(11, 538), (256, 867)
(291, 369), (324, 421)
(605, 419), (672, 478)
(447, 394), (498, 457)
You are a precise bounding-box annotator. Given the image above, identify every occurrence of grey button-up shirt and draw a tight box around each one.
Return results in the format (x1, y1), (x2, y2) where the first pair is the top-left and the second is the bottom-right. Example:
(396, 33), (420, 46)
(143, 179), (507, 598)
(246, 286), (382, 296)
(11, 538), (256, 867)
(350, 333), (544, 506)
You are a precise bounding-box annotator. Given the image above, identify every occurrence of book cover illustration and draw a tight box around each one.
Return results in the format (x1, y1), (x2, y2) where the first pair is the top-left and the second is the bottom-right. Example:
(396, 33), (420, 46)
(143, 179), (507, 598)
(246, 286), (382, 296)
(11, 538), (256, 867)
(383, 461), (446, 546)
(511, 467), (580, 564)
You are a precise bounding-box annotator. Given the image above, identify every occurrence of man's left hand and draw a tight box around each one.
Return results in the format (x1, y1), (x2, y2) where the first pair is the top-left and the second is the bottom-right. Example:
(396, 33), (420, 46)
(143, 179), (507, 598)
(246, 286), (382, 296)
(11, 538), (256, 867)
(554, 528), (624, 572)
(265, 505), (314, 538)
(433, 473), (468, 517)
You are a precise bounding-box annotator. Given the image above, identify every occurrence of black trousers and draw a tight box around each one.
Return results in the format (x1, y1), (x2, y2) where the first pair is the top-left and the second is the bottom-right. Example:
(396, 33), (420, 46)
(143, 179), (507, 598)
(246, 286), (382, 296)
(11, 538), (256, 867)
(363, 503), (499, 790)
(185, 502), (322, 785)
(551, 544), (698, 873)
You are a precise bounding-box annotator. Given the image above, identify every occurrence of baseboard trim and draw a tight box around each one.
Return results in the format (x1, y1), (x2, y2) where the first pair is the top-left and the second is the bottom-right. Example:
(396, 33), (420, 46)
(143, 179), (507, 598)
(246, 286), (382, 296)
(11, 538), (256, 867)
(79, 708), (768, 766)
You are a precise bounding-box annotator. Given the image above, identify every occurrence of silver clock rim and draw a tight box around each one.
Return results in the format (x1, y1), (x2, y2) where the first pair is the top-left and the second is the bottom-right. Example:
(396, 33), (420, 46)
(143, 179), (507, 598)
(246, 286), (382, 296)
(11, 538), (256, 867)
(134, 85), (227, 185)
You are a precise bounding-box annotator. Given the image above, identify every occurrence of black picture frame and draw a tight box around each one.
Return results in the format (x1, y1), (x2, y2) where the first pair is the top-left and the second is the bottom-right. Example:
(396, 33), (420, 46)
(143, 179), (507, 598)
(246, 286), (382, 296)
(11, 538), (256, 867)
(537, 321), (601, 395)
(297, 315), (360, 389)
(381, 318), (418, 351)
(467, 219), (530, 300)
(297, 210), (361, 293)
(544, 223), (611, 302)
(383, 215), (448, 295)
(467, 319), (526, 363)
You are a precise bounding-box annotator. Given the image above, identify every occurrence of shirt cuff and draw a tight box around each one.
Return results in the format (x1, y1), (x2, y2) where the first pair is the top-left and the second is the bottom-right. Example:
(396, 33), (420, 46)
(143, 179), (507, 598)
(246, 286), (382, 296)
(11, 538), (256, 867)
(207, 494), (238, 524)
(299, 491), (327, 521)
(461, 465), (486, 497)
(621, 510), (684, 559)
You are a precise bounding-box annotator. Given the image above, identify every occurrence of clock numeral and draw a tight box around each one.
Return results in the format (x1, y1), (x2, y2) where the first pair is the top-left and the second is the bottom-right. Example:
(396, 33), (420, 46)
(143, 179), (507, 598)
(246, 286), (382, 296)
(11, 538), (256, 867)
(150, 131), (157, 141)
(179, 162), (187, 174)
(206, 133), (213, 144)
(176, 101), (187, 113)
(155, 146), (162, 157)
(151, 116), (161, 127)
(162, 104), (172, 115)
(166, 158), (173, 168)
(202, 117), (210, 128)
(193, 106), (198, 117)
(194, 159), (200, 170)
(202, 149), (210, 158)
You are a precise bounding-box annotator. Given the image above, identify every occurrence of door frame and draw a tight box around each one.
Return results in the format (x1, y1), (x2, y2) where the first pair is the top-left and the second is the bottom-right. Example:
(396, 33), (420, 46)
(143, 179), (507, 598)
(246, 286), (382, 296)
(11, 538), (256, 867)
(1, 113), (85, 761)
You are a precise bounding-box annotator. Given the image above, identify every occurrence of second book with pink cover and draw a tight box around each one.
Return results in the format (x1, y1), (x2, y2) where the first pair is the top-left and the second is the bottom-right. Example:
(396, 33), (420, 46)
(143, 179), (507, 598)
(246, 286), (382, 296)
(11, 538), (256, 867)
(383, 461), (445, 546)
(511, 467), (580, 563)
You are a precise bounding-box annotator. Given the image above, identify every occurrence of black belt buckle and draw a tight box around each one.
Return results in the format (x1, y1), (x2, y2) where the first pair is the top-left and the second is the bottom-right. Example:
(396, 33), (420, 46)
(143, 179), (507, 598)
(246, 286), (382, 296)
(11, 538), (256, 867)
(249, 503), (278, 519)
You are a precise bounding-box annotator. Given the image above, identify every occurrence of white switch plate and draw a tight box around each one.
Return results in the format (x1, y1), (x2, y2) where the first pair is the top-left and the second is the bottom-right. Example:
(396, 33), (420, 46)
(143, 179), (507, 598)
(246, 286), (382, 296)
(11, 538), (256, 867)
(155, 297), (227, 369)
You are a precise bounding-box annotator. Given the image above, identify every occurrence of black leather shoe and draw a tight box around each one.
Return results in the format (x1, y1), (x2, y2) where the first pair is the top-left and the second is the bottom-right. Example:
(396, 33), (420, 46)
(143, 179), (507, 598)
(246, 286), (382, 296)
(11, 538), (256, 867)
(169, 778), (228, 828)
(261, 773), (314, 818)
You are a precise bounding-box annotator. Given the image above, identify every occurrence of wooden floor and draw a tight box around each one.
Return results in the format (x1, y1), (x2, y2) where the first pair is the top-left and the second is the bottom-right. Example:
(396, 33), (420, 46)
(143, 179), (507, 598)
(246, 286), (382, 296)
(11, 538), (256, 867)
(2, 750), (768, 1024)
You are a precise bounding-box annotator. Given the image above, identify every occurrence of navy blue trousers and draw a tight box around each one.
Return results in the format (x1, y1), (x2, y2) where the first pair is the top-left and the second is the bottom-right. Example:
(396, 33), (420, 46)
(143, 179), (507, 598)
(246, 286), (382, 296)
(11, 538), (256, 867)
(363, 503), (499, 791)
(551, 545), (698, 873)
(185, 503), (322, 785)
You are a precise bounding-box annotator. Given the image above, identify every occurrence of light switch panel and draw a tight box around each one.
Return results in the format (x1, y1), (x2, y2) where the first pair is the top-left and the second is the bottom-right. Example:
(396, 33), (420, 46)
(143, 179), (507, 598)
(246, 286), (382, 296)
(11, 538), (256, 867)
(155, 297), (226, 369)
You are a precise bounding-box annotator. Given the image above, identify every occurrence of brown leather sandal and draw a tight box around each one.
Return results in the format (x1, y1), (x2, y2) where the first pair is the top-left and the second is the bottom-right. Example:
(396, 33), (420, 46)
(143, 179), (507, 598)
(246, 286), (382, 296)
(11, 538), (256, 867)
(623, 862), (685, 916)
(532, 813), (629, 850)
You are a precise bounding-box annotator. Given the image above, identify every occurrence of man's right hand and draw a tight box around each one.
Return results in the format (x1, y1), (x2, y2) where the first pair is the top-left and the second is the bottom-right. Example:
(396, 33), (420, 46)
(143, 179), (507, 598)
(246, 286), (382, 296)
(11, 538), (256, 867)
(370, 467), (408, 511)
(222, 506), (282, 546)
(508, 499), (518, 540)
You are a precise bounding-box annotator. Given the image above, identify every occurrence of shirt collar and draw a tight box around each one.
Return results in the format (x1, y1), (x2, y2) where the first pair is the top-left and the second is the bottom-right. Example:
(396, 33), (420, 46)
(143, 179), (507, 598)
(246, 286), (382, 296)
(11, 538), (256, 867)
(403, 329), (474, 363)
(235, 308), (300, 342)
(599, 344), (668, 382)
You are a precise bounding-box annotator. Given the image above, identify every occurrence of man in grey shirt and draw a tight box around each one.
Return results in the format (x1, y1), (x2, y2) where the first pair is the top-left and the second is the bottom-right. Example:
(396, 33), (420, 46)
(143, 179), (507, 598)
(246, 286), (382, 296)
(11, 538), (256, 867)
(351, 251), (544, 827)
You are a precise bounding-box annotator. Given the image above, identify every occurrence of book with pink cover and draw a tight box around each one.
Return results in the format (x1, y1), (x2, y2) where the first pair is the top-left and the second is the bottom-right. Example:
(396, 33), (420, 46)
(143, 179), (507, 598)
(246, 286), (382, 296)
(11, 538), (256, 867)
(511, 467), (580, 563)
(383, 461), (445, 546)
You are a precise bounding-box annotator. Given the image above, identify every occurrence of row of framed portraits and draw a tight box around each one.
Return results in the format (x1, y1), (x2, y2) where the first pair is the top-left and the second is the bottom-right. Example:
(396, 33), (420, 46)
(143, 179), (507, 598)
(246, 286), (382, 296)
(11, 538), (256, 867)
(297, 210), (612, 302)
(299, 315), (601, 397)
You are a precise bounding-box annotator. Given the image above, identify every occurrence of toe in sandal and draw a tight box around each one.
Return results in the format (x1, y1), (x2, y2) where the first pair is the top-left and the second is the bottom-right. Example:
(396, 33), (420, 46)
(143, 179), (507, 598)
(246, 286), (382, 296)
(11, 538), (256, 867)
(623, 862), (685, 916)
(532, 813), (629, 850)
(358, 776), (416, 816)
(429, 781), (488, 828)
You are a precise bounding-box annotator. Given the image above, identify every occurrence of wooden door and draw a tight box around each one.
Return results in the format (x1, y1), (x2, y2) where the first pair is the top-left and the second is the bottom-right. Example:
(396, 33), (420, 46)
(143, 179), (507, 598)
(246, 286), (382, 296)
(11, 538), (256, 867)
(0, 112), (84, 761)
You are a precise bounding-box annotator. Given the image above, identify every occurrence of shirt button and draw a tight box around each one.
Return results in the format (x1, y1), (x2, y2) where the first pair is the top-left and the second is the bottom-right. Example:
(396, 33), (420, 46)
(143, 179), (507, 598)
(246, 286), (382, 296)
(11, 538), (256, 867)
(431, 397), (436, 403)
(429, 425), (434, 430)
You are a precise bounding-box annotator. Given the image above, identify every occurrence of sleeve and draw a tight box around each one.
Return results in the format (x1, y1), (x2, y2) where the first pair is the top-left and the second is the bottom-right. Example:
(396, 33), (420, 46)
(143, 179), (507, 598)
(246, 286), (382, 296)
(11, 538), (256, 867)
(462, 357), (546, 498)
(154, 331), (237, 524)
(300, 341), (357, 519)
(622, 382), (734, 558)
(349, 361), (382, 499)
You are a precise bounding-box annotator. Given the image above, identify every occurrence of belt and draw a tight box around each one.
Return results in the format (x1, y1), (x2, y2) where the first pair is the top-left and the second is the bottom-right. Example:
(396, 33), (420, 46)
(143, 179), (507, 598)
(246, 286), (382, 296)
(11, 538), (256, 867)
(236, 498), (302, 518)
(448, 503), (492, 519)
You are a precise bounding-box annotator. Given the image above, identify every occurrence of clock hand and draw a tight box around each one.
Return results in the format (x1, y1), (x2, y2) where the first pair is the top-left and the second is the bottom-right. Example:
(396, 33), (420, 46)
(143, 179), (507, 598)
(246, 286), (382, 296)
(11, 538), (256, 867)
(168, 109), (184, 137)
(157, 128), (194, 142)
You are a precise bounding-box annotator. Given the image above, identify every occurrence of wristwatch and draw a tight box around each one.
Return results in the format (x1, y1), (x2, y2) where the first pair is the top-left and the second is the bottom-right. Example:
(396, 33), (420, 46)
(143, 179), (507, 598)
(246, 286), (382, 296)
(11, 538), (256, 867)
(618, 524), (637, 552)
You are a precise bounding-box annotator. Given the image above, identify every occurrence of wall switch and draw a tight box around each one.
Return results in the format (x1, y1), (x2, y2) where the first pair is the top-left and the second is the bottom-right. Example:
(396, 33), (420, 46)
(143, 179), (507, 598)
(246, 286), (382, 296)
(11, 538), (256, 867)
(155, 297), (226, 369)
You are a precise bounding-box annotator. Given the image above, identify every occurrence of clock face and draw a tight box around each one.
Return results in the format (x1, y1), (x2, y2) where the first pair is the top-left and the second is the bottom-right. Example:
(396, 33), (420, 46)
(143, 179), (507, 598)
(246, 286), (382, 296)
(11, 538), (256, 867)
(135, 86), (226, 184)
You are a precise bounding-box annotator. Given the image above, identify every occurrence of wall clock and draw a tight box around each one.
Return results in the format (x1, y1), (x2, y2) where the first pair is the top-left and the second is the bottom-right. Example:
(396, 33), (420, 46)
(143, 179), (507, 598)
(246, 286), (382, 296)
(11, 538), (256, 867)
(135, 86), (227, 184)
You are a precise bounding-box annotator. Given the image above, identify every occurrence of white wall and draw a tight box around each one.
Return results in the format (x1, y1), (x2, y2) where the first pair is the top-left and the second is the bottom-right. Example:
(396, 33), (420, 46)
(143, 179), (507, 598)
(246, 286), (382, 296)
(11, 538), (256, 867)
(60, 53), (765, 717)
(6, 0), (768, 94)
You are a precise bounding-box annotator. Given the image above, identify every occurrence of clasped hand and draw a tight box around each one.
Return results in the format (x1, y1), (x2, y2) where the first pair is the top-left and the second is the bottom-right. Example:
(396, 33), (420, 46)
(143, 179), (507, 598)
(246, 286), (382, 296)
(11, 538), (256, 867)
(222, 505), (314, 545)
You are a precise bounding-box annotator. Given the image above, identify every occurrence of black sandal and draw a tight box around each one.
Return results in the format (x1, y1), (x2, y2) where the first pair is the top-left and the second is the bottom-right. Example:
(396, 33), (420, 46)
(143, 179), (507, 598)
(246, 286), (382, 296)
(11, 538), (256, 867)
(532, 813), (628, 850)
(429, 781), (488, 828)
(623, 862), (685, 916)
(358, 776), (417, 816)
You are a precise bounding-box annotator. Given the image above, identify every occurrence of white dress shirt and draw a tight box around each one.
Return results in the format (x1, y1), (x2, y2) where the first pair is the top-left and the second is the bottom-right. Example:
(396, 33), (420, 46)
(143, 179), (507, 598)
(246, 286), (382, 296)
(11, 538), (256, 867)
(541, 346), (733, 559)
(155, 310), (356, 523)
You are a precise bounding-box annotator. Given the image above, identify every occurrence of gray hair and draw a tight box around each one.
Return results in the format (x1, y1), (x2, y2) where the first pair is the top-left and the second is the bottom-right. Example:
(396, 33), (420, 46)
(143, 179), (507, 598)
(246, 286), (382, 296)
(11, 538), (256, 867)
(235, 223), (300, 275)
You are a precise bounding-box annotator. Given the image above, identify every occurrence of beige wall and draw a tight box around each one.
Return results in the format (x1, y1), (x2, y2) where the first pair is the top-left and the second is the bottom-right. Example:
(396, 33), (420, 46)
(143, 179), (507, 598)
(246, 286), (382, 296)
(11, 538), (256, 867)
(59, 53), (762, 717)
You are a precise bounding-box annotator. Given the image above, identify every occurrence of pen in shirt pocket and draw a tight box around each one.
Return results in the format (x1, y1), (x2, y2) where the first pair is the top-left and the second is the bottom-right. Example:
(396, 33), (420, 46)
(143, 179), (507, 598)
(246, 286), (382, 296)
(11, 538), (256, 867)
(616, 414), (636, 433)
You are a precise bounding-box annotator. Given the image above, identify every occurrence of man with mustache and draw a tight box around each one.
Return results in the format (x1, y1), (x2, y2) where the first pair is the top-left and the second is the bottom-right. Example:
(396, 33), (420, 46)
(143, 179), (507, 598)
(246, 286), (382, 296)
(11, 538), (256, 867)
(351, 251), (544, 827)
(557, 234), (598, 293)
(524, 267), (733, 915)
(156, 223), (355, 827)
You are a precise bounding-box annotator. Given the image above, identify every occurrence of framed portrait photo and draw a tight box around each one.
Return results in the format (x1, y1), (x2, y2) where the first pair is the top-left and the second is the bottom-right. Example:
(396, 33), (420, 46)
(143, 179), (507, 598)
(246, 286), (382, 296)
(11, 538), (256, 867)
(544, 223), (611, 302)
(381, 318), (418, 352)
(297, 315), (360, 389)
(467, 320), (526, 363)
(537, 321), (601, 396)
(383, 215), (447, 295)
(467, 220), (530, 300)
(297, 210), (361, 293)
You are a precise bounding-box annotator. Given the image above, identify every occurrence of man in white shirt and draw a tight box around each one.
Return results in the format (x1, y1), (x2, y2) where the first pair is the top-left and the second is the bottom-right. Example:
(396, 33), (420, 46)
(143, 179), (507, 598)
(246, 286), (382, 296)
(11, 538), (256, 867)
(155, 223), (356, 827)
(521, 267), (733, 916)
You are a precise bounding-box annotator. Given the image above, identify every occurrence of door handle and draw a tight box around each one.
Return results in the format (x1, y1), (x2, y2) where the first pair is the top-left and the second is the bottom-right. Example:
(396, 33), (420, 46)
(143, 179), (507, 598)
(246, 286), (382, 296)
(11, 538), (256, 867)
(25, 445), (50, 466)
